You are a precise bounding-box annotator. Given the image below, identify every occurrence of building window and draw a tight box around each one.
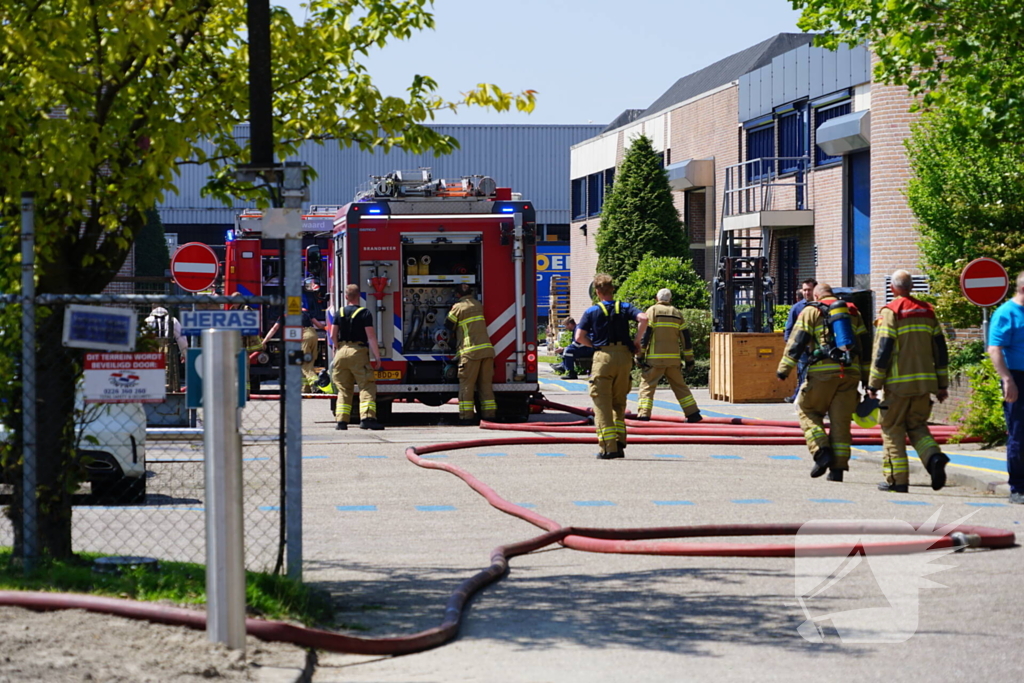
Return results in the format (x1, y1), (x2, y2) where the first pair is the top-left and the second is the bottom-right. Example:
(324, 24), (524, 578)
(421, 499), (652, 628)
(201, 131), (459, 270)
(587, 172), (603, 217)
(777, 107), (807, 174)
(571, 177), (586, 220)
(604, 167), (615, 190)
(777, 237), (800, 305)
(815, 101), (851, 167)
(545, 224), (569, 242)
(746, 125), (775, 180)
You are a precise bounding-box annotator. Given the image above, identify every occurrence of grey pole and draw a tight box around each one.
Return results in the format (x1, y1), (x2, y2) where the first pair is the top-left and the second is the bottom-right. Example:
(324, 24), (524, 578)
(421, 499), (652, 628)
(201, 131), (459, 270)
(20, 193), (38, 572)
(203, 329), (246, 651)
(284, 235), (303, 581)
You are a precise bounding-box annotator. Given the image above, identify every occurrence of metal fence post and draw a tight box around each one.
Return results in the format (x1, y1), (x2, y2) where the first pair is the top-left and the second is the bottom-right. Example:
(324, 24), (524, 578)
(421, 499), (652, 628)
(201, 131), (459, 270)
(203, 329), (246, 651)
(284, 236), (303, 581)
(20, 193), (38, 572)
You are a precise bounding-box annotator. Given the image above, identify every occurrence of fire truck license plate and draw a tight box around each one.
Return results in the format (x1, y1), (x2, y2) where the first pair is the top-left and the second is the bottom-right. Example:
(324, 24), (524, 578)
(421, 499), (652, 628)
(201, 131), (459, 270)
(375, 370), (401, 380)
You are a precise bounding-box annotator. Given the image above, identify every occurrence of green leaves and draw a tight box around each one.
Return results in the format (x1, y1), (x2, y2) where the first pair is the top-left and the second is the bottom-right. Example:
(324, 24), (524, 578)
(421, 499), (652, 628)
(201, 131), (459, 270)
(792, 0), (1024, 144)
(595, 135), (688, 287)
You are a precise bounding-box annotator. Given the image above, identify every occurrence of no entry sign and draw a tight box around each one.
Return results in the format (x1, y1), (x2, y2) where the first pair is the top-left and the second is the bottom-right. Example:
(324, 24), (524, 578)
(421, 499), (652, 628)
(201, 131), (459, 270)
(171, 242), (219, 292)
(960, 257), (1009, 307)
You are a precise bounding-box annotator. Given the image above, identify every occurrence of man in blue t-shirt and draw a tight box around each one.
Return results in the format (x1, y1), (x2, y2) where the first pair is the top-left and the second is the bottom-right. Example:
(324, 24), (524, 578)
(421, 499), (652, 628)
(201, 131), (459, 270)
(783, 278), (817, 403)
(988, 270), (1024, 504)
(576, 273), (648, 459)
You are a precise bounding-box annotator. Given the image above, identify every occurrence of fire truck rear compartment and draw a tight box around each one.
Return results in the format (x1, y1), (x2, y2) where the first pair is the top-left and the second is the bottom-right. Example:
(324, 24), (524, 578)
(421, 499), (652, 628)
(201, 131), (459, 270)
(400, 238), (481, 356)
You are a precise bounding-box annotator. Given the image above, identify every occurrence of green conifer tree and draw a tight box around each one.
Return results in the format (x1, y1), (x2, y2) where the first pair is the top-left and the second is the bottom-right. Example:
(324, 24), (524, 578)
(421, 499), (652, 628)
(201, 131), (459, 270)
(595, 134), (687, 285)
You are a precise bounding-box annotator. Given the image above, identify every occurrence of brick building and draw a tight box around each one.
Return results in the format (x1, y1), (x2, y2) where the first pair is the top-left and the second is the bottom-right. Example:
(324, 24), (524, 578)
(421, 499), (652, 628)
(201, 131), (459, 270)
(568, 33), (925, 326)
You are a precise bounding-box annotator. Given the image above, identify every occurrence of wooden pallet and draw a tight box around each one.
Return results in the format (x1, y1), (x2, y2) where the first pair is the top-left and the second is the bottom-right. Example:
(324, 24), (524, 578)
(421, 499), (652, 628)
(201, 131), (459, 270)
(710, 332), (796, 403)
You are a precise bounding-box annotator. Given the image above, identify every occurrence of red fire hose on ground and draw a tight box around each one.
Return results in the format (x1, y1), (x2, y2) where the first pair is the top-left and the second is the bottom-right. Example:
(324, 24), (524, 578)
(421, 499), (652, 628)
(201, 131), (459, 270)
(0, 398), (1011, 656)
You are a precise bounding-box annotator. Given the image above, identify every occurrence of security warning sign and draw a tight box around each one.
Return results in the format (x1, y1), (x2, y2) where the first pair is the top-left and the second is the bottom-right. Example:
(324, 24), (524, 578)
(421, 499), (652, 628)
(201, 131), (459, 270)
(83, 353), (166, 403)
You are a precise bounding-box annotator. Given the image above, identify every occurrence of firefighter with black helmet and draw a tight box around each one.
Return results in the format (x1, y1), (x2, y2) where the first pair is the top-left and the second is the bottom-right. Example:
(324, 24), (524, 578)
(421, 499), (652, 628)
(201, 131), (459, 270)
(330, 283), (384, 431)
(636, 288), (702, 423)
(445, 283), (496, 425)
(576, 273), (648, 459)
(777, 283), (870, 480)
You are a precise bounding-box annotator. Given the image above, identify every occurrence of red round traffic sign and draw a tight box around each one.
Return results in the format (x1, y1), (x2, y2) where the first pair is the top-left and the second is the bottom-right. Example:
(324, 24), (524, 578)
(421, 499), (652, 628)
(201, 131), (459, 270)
(960, 257), (1009, 307)
(171, 242), (219, 292)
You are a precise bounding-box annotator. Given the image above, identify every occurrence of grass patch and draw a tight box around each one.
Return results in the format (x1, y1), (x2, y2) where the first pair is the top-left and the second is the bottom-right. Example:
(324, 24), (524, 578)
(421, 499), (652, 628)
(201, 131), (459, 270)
(539, 355), (558, 364)
(0, 548), (334, 627)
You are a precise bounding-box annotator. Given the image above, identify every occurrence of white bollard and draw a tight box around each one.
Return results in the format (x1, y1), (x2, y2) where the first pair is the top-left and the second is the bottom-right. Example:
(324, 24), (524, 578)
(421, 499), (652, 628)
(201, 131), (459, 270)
(203, 328), (246, 651)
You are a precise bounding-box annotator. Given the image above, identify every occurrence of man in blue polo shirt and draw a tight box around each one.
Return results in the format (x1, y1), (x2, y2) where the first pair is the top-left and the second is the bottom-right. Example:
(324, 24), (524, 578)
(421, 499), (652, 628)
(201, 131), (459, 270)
(576, 273), (648, 460)
(783, 278), (817, 403)
(989, 270), (1024, 504)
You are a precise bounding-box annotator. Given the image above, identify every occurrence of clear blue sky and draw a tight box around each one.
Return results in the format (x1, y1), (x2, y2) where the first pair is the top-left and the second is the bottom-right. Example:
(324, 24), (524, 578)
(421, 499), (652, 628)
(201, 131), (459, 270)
(274, 0), (805, 125)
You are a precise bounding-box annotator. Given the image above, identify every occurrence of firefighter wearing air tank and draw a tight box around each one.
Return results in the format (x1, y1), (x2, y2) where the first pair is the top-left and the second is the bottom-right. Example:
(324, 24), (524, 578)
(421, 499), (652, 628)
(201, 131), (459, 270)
(636, 288), (702, 423)
(445, 284), (496, 425)
(330, 284), (384, 431)
(576, 274), (648, 459)
(777, 284), (871, 480)
(868, 270), (950, 493)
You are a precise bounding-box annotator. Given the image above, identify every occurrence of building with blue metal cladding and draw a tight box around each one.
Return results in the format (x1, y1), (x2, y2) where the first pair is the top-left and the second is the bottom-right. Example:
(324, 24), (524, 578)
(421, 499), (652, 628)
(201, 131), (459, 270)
(158, 124), (604, 251)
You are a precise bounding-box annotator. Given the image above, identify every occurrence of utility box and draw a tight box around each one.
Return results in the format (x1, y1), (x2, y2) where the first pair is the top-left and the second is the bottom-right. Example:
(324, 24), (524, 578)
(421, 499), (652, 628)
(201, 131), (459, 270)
(710, 332), (795, 403)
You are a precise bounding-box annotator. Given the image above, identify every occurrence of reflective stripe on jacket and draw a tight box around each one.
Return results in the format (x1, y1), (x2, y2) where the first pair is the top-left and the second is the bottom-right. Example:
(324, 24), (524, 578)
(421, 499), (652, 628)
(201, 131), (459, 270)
(643, 304), (693, 364)
(869, 295), (948, 396)
(446, 296), (494, 360)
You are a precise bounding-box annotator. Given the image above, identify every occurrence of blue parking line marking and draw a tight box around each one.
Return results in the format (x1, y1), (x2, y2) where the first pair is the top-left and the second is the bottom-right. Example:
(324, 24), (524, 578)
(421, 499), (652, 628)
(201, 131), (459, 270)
(965, 502), (1007, 507)
(243, 457), (270, 462)
(420, 454), (448, 459)
(416, 505), (457, 511)
(712, 455), (742, 460)
(516, 502), (537, 509)
(259, 505), (280, 511)
(476, 452), (507, 457)
(303, 456), (328, 460)
(889, 500), (930, 506)
(77, 506), (204, 511)
(537, 452), (567, 457)
(769, 455), (802, 460)
(732, 499), (772, 504)
(653, 500), (695, 506)
(358, 455), (387, 459)
(654, 454), (684, 459)
(809, 498), (854, 504)
(626, 392), (743, 419)
(336, 505), (377, 512)
(573, 500), (616, 507)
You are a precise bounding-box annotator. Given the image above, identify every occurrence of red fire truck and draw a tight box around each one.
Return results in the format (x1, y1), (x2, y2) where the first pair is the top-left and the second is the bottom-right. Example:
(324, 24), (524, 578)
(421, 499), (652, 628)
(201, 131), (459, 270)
(327, 169), (540, 422)
(224, 206), (336, 392)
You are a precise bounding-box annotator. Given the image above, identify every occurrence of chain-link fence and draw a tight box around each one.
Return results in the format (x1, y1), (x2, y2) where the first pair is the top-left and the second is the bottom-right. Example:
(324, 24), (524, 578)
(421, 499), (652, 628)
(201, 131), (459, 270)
(0, 293), (287, 572)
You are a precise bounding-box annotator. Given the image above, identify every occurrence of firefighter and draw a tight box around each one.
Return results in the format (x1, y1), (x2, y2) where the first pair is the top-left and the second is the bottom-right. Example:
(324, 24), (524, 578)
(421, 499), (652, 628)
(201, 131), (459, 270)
(777, 283), (870, 480)
(261, 293), (326, 393)
(576, 273), (648, 459)
(445, 283), (497, 425)
(635, 288), (702, 423)
(330, 283), (384, 431)
(867, 270), (949, 492)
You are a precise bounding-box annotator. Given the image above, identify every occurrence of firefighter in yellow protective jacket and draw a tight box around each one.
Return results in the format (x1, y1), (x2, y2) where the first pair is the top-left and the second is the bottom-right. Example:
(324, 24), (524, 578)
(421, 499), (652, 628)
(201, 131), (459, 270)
(445, 284), (496, 425)
(636, 288), (702, 423)
(777, 283), (871, 481)
(867, 270), (950, 493)
(330, 284), (384, 431)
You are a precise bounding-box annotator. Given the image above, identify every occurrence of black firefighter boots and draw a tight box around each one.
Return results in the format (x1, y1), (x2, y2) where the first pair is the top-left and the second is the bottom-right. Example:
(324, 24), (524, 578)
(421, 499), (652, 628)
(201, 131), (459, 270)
(927, 452), (950, 490)
(686, 411), (703, 424)
(335, 421), (348, 431)
(810, 447), (834, 478)
(878, 482), (910, 493)
(360, 418), (385, 431)
(826, 469), (844, 482)
(596, 450), (624, 460)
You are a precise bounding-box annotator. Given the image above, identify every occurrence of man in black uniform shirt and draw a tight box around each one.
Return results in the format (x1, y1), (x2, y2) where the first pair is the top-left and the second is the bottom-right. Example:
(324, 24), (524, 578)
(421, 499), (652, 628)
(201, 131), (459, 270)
(330, 284), (384, 430)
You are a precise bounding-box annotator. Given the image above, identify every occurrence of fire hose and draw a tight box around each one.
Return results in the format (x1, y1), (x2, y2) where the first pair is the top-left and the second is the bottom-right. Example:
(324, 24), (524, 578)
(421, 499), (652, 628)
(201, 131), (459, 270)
(0, 400), (1012, 656)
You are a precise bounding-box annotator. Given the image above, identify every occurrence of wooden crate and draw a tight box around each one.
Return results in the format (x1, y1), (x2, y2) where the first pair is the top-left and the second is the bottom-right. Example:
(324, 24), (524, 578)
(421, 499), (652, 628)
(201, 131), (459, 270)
(710, 332), (796, 403)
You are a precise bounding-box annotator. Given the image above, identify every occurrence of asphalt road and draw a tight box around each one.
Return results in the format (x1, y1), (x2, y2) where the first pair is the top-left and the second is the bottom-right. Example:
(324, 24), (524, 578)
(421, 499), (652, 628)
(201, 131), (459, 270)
(299, 373), (1024, 682)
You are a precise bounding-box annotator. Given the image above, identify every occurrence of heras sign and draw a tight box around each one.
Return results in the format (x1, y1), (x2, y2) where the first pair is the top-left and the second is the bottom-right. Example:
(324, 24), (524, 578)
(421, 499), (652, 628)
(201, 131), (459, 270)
(180, 309), (260, 336)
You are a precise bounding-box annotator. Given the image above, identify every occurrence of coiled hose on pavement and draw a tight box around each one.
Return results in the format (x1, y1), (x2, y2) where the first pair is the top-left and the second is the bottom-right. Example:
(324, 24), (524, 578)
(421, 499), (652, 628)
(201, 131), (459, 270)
(0, 397), (1009, 656)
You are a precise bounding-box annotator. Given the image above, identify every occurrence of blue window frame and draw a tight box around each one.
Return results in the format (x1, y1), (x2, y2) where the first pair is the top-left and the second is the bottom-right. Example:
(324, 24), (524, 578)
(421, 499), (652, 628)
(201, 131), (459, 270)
(815, 101), (852, 166)
(746, 125), (775, 180)
(587, 172), (603, 217)
(778, 107), (807, 174)
(571, 177), (585, 220)
(605, 167), (615, 189)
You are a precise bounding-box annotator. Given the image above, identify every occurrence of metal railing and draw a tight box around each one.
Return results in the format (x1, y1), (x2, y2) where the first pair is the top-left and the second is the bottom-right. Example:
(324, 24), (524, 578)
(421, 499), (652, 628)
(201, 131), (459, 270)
(722, 156), (811, 217)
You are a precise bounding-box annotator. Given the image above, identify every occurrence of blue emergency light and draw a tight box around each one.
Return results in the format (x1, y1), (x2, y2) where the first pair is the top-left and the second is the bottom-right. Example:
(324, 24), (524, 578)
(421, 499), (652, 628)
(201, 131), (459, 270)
(367, 207), (383, 214)
(500, 206), (515, 213)
(225, 230), (235, 242)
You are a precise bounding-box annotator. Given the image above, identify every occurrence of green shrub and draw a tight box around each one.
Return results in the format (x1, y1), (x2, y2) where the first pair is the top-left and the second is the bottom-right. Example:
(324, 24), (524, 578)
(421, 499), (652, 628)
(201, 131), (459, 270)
(950, 358), (1007, 447)
(947, 339), (987, 374)
(681, 309), (712, 361)
(629, 359), (710, 389)
(774, 305), (790, 332)
(616, 254), (710, 312)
